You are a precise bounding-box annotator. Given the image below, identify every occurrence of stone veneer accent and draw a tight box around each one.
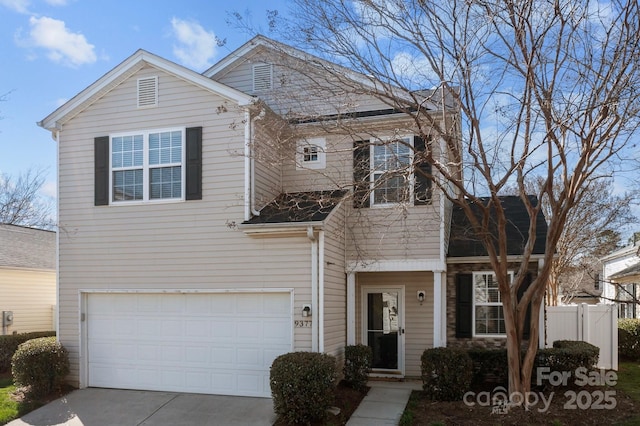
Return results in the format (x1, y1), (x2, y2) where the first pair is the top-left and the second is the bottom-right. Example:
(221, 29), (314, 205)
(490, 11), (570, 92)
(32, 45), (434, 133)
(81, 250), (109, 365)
(446, 261), (539, 349)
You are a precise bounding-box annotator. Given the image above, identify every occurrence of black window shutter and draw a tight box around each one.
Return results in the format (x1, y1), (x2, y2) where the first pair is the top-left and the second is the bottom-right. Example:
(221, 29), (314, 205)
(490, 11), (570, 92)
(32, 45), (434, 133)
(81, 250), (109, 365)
(94, 136), (109, 206)
(518, 273), (533, 340)
(456, 273), (473, 338)
(414, 135), (432, 205)
(185, 127), (202, 200)
(353, 140), (370, 208)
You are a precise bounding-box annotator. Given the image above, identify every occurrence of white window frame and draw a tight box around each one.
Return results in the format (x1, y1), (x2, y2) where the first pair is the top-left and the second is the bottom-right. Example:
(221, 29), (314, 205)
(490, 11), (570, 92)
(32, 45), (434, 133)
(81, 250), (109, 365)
(109, 127), (186, 204)
(369, 135), (414, 207)
(296, 137), (326, 170)
(472, 271), (513, 338)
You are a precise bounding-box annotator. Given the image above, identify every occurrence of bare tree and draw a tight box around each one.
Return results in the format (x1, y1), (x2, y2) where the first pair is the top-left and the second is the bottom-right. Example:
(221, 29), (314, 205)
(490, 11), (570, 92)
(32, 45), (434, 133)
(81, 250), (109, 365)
(0, 168), (55, 230)
(508, 178), (636, 305)
(263, 0), (640, 396)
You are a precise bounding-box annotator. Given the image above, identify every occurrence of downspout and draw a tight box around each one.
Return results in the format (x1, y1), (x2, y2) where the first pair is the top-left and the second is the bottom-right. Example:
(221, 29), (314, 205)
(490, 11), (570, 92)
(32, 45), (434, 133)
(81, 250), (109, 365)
(55, 128), (61, 338)
(318, 230), (325, 353)
(307, 226), (319, 352)
(244, 109), (252, 222)
(250, 109), (266, 217)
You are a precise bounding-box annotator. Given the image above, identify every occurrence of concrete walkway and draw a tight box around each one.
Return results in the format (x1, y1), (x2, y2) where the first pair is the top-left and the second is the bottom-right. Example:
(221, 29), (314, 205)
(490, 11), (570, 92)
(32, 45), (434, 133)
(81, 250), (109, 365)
(346, 380), (422, 426)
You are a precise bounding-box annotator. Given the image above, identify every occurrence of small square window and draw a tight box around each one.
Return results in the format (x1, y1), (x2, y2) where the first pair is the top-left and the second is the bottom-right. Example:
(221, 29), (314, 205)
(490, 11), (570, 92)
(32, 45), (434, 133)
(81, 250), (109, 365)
(296, 138), (326, 170)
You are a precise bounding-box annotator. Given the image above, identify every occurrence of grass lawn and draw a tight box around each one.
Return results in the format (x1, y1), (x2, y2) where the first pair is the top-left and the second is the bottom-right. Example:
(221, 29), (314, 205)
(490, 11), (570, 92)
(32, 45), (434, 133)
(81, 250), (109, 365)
(615, 361), (640, 426)
(0, 374), (19, 425)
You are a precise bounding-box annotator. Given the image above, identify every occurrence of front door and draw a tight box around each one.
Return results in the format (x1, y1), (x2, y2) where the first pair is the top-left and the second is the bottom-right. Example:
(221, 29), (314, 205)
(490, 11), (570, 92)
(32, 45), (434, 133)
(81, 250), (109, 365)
(363, 288), (403, 374)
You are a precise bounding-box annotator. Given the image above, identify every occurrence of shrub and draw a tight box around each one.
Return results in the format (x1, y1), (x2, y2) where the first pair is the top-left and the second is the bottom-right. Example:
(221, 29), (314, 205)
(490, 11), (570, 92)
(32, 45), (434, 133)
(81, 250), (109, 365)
(421, 348), (472, 401)
(535, 340), (599, 380)
(0, 331), (56, 372)
(270, 352), (338, 424)
(343, 344), (372, 391)
(619, 319), (640, 360)
(11, 337), (69, 398)
(467, 348), (508, 387)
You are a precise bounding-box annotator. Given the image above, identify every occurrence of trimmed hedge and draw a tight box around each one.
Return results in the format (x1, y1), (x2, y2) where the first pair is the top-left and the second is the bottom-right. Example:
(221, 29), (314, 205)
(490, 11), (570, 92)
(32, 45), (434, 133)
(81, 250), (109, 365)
(535, 340), (599, 377)
(270, 352), (338, 425)
(343, 344), (372, 391)
(467, 348), (508, 387)
(0, 331), (56, 372)
(11, 337), (69, 397)
(421, 348), (472, 401)
(619, 319), (640, 360)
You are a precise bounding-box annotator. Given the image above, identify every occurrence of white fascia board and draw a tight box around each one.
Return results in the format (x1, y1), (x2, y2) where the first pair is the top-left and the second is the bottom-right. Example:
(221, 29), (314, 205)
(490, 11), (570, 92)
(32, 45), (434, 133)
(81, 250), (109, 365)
(38, 49), (255, 131)
(445, 254), (546, 264)
(239, 221), (324, 236)
(347, 259), (446, 273)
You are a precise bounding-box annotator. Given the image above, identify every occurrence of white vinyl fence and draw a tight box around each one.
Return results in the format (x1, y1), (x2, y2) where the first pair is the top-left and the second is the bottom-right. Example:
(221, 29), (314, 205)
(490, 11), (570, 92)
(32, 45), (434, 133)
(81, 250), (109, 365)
(545, 303), (618, 370)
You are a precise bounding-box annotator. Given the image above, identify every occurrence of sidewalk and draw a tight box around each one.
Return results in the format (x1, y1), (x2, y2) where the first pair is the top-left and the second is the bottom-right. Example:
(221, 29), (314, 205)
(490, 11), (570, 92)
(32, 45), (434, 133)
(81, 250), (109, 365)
(347, 380), (422, 426)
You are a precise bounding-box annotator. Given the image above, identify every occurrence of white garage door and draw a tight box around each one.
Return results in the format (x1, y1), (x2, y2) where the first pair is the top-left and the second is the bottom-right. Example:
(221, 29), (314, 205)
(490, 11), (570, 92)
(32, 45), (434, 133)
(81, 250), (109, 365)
(87, 292), (292, 397)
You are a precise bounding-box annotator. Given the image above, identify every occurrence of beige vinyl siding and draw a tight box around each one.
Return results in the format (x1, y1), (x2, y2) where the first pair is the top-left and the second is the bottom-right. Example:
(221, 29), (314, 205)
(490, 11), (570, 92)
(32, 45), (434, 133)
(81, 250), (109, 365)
(0, 269), (55, 333)
(57, 65), (314, 386)
(356, 271), (433, 378)
(322, 203), (347, 361)
(252, 118), (282, 208)
(213, 49), (392, 117)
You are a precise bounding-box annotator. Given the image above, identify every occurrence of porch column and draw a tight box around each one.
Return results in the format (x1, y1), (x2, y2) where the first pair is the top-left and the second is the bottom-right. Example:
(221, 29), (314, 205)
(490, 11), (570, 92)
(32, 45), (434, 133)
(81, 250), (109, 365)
(347, 272), (356, 345)
(433, 271), (446, 347)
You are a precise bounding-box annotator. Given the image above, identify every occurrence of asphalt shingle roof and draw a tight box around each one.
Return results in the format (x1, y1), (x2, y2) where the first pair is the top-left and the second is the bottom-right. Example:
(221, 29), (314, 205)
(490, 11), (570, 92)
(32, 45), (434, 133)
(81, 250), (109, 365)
(243, 190), (347, 224)
(0, 224), (56, 270)
(448, 195), (548, 257)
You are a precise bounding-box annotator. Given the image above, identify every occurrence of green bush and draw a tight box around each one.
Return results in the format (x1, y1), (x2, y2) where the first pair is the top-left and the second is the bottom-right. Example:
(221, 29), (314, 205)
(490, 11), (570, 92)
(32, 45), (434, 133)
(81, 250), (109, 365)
(343, 344), (372, 391)
(270, 352), (338, 424)
(535, 340), (599, 378)
(0, 331), (56, 372)
(11, 337), (69, 397)
(619, 319), (640, 360)
(467, 348), (508, 387)
(421, 348), (472, 401)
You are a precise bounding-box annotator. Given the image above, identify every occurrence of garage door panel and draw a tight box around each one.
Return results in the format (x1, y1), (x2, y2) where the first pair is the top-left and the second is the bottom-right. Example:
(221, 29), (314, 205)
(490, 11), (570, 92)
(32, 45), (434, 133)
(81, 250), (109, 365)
(87, 292), (292, 397)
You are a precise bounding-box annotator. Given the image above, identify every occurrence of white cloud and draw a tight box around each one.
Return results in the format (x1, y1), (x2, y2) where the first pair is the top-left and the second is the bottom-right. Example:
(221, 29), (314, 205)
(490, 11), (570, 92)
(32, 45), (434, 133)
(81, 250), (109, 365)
(40, 180), (57, 198)
(44, 0), (68, 5)
(170, 17), (216, 70)
(0, 0), (30, 13)
(27, 16), (96, 67)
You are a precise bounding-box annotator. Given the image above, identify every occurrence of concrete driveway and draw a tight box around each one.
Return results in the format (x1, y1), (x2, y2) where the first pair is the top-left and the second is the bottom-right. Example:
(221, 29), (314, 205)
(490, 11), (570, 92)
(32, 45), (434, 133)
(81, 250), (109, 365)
(7, 388), (276, 426)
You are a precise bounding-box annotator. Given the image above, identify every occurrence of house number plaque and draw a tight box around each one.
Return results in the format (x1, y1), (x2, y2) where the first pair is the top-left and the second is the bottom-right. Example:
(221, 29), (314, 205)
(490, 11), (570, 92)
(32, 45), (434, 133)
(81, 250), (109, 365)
(294, 320), (312, 328)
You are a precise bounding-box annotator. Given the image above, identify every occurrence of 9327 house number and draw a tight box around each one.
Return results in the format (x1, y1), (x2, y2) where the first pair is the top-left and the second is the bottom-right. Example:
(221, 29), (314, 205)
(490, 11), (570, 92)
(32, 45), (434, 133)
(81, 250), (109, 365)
(294, 320), (312, 328)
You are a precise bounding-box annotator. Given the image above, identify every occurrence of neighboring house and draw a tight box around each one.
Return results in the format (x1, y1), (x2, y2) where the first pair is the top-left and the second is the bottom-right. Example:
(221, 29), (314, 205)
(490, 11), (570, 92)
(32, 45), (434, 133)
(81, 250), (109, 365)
(0, 224), (56, 334)
(446, 196), (548, 348)
(38, 35), (545, 397)
(601, 243), (640, 318)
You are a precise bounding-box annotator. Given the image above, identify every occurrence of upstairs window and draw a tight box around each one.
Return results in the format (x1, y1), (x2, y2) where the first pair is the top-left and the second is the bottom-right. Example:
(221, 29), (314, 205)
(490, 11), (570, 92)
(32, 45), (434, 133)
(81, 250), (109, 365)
(111, 128), (184, 202)
(296, 137), (326, 170)
(370, 137), (412, 206)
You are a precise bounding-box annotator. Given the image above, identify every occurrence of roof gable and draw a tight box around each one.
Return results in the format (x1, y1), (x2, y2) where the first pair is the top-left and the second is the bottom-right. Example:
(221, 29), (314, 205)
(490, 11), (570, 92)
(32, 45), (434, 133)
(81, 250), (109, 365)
(447, 195), (548, 258)
(39, 50), (255, 131)
(0, 224), (55, 270)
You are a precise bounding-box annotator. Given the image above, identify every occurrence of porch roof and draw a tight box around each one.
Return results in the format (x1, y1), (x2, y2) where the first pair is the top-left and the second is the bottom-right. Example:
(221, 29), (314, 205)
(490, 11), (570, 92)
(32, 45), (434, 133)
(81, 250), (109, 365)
(242, 190), (347, 225)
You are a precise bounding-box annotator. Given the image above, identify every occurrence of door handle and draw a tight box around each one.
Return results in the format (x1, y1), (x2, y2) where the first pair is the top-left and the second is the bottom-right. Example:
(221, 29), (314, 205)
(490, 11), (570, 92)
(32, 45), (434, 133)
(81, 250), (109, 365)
(400, 328), (405, 335)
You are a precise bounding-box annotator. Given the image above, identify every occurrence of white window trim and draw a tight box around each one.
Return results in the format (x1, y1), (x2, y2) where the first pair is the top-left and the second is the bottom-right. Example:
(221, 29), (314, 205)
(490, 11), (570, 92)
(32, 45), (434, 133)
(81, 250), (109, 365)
(472, 271), (513, 338)
(109, 127), (186, 205)
(296, 137), (326, 170)
(369, 135), (414, 207)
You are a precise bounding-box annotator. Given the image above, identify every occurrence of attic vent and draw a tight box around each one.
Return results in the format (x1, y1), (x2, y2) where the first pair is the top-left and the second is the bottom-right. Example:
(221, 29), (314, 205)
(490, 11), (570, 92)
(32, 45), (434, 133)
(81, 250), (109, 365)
(137, 76), (158, 108)
(253, 64), (272, 92)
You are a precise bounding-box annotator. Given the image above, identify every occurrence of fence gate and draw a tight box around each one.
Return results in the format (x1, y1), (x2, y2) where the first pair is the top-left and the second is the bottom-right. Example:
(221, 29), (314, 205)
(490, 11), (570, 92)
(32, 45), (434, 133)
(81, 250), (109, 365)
(545, 303), (618, 370)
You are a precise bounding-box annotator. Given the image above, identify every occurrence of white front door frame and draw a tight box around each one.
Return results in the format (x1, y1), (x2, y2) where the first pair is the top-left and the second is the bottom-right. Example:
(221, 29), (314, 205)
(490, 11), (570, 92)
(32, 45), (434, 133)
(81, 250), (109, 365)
(361, 285), (405, 377)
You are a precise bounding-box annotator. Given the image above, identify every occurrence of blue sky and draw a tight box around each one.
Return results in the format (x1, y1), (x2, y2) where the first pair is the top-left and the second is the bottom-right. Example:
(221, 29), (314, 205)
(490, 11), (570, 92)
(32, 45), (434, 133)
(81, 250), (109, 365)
(0, 0), (288, 198)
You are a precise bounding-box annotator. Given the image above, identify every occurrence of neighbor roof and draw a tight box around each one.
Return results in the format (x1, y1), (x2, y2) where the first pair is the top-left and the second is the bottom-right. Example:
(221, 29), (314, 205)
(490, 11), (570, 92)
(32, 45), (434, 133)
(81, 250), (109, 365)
(242, 190), (346, 225)
(0, 224), (56, 270)
(609, 260), (640, 282)
(447, 195), (548, 258)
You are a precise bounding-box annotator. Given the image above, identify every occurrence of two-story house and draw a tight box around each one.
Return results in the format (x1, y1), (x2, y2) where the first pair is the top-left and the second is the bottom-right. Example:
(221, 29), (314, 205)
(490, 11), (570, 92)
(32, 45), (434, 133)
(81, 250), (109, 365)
(39, 35), (544, 397)
(601, 243), (640, 318)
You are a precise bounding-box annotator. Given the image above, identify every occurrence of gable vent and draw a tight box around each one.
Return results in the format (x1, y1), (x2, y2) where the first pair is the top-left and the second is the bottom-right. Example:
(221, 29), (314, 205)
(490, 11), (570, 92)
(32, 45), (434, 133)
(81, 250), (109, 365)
(137, 76), (158, 108)
(253, 64), (272, 92)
